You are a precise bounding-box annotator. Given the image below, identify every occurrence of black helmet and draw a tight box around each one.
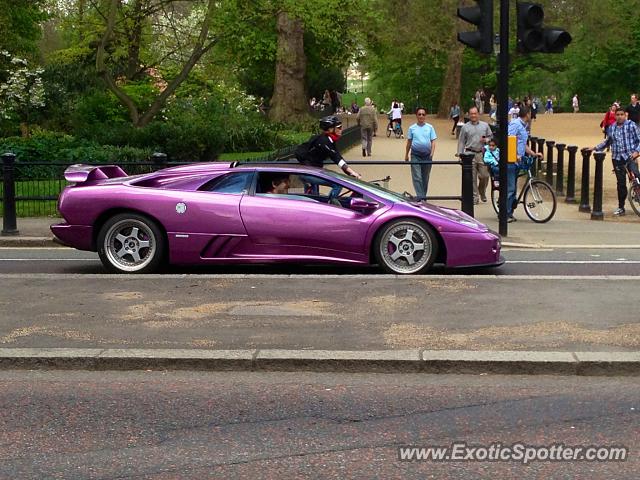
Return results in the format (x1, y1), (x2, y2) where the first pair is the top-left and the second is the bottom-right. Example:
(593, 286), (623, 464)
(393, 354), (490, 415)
(319, 115), (342, 131)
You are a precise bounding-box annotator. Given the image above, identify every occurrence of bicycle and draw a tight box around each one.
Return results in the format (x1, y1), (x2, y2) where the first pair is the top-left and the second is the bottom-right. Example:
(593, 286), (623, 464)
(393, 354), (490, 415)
(386, 115), (403, 139)
(491, 156), (557, 223)
(627, 163), (640, 217)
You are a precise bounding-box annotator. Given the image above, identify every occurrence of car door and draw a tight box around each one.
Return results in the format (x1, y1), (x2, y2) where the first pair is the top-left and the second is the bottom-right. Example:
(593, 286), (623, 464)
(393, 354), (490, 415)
(239, 172), (380, 259)
(166, 170), (255, 261)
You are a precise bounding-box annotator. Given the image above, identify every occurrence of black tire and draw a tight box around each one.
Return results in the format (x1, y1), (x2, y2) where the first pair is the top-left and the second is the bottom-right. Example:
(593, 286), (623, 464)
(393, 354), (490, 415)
(386, 126), (392, 138)
(373, 219), (438, 274)
(629, 181), (640, 217)
(97, 213), (165, 273)
(523, 180), (556, 223)
(394, 126), (402, 139)
(491, 185), (500, 215)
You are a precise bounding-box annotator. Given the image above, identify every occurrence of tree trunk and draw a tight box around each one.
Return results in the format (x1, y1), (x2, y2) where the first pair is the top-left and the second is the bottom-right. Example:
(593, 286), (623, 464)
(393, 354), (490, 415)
(437, 32), (464, 118)
(126, 0), (145, 80)
(269, 10), (309, 124)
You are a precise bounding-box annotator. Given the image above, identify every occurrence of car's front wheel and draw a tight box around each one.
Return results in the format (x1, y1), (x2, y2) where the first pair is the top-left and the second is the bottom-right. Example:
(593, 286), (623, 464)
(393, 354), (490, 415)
(374, 219), (438, 274)
(97, 213), (165, 273)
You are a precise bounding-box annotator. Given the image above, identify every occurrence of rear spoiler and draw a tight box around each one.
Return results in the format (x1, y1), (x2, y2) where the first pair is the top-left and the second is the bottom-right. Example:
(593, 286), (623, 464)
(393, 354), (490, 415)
(64, 164), (128, 184)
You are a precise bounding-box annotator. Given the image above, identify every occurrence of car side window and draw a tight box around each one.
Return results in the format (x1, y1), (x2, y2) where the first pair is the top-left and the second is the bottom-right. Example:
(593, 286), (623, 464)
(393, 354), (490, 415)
(201, 172), (253, 194)
(252, 172), (365, 208)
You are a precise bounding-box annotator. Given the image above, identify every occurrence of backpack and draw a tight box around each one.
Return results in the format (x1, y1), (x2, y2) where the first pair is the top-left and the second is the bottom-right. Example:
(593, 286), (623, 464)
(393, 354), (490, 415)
(294, 134), (323, 165)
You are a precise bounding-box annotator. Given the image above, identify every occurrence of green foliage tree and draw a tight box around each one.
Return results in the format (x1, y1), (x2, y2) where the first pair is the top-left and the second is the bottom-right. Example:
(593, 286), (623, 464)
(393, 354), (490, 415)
(217, 0), (365, 124)
(0, 0), (48, 57)
(95, 0), (220, 127)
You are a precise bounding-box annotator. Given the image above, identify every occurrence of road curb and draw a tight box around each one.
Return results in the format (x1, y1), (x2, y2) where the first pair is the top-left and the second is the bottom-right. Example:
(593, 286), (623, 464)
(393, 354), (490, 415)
(0, 348), (639, 376)
(501, 241), (542, 249)
(0, 236), (62, 248)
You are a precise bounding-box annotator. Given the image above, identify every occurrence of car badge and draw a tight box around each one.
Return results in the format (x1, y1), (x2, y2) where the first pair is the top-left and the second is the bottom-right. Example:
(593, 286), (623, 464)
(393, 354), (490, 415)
(176, 202), (187, 214)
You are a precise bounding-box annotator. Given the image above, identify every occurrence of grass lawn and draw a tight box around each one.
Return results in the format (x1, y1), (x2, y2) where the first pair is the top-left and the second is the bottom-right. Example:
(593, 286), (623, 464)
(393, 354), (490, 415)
(0, 179), (65, 217)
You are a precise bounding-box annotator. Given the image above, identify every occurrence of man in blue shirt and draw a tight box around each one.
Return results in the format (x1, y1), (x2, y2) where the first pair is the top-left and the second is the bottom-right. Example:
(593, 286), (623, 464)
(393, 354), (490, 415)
(592, 107), (640, 215)
(507, 106), (543, 222)
(405, 107), (437, 201)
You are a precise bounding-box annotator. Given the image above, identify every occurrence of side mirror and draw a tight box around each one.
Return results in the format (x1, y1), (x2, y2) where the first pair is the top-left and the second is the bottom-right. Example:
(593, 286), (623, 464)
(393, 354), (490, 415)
(350, 197), (379, 213)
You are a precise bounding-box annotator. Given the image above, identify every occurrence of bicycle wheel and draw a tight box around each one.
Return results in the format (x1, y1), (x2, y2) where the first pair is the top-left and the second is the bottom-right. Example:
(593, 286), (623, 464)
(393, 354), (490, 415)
(523, 179), (556, 223)
(491, 184), (499, 214)
(395, 127), (402, 139)
(628, 181), (640, 216)
(386, 127), (391, 138)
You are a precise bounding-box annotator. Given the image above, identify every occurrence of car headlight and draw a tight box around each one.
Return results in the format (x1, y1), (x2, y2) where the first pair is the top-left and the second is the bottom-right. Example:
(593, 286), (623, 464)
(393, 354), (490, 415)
(458, 219), (484, 230)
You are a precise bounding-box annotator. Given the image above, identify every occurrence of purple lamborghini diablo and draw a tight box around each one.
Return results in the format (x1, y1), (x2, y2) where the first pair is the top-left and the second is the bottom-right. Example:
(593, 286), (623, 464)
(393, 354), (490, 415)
(51, 162), (503, 274)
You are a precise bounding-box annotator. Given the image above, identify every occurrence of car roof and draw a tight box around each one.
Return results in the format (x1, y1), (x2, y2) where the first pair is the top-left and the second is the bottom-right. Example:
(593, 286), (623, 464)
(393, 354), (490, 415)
(232, 162), (324, 172)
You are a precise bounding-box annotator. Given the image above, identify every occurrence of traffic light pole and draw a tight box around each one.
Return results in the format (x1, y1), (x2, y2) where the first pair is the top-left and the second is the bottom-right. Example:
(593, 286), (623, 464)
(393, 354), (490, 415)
(497, 0), (509, 236)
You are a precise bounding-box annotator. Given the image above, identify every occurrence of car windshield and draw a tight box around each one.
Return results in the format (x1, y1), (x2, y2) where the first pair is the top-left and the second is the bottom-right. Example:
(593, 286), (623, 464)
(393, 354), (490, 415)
(323, 170), (408, 203)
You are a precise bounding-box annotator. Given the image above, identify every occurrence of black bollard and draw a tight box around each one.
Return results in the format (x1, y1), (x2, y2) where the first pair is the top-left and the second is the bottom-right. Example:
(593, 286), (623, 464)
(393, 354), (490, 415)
(152, 152), (168, 165)
(545, 140), (555, 185)
(2, 153), (19, 236)
(591, 151), (605, 220)
(536, 138), (546, 177)
(460, 153), (475, 218)
(555, 143), (566, 196)
(579, 148), (592, 212)
(566, 145), (578, 203)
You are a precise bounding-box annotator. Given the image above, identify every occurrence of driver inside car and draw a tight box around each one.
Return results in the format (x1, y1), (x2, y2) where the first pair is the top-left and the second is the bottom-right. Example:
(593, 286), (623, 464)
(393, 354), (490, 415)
(264, 173), (290, 194)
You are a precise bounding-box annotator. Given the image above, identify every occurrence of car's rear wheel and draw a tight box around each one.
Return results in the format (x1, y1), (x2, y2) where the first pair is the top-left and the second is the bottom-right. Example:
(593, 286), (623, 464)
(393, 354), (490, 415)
(374, 219), (438, 274)
(97, 213), (165, 273)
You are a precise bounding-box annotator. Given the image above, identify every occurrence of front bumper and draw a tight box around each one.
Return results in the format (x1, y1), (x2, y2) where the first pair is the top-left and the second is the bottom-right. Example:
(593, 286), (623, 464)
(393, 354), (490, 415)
(443, 230), (502, 268)
(50, 222), (94, 251)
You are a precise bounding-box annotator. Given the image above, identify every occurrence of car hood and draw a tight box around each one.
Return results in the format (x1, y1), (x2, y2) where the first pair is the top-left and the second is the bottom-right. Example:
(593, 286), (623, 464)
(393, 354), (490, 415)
(403, 201), (489, 231)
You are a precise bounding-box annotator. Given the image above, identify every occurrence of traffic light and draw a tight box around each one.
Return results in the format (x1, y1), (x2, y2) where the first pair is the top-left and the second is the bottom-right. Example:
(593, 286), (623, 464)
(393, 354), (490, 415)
(517, 2), (572, 53)
(457, 0), (493, 54)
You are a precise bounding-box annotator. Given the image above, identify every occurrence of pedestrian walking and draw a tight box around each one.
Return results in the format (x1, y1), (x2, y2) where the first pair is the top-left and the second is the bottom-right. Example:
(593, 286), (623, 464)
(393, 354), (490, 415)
(357, 97), (378, 157)
(489, 94), (497, 117)
(600, 103), (618, 141)
(572, 94), (579, 113)
(592, 106), (640, 216)
(545, 97), (553, 114)
(457, 106), (493, 204)
(625, 94), (640, 125)
(449, 101), (461, 135)
(322, 90), (331, 112)
(474, 90), (482, 114)
(404, 107), (437, 201)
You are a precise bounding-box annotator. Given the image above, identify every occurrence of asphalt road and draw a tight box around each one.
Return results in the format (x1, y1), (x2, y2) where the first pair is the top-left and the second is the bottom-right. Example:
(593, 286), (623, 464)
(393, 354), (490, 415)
(0, 264), (638, 352)
(2, 247), (640, 275)
(0, 371), (637, 479)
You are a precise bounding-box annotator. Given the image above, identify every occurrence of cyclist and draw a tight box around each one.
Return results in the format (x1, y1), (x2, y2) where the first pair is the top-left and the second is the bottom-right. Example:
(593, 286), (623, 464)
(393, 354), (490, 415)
(507, 106), (543, 222)
(592, 106), (640, 216)
(295, 115), (362, 179)
(387, 102), (404, 137)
